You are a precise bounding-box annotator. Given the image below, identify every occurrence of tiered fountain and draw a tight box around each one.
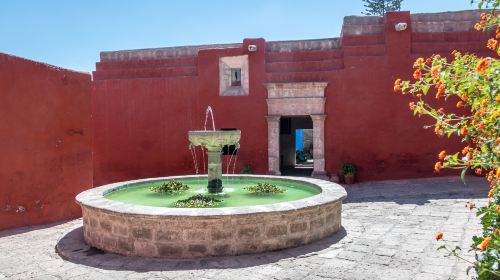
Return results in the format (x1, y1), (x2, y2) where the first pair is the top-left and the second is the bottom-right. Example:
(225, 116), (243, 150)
(74, 106), (347, 258)
(188, 129), (240, 193)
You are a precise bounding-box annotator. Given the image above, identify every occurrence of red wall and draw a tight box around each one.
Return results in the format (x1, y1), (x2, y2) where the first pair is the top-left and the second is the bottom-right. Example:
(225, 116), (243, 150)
(0, 54), (92, 230)
(92, 11), (490, 184)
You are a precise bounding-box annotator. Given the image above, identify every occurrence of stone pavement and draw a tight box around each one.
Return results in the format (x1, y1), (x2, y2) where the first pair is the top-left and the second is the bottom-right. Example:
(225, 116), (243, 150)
(0, 176), (489, 280)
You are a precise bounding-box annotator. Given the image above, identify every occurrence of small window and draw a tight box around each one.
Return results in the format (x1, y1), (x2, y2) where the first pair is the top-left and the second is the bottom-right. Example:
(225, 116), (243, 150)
(231, 68), (241, 86)
(221, 128), (238, 155)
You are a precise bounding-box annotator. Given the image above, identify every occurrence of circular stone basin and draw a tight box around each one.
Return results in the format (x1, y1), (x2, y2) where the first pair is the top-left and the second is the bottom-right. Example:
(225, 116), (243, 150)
(76, 175), (347, 258)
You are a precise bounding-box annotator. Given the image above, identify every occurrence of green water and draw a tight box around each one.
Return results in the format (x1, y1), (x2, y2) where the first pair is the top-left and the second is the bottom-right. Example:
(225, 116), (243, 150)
(105, 177), (321, 208)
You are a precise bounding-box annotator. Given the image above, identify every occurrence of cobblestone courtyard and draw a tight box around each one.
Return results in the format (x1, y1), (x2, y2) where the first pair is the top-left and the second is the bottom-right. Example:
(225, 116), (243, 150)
(0, 176), (488, 280)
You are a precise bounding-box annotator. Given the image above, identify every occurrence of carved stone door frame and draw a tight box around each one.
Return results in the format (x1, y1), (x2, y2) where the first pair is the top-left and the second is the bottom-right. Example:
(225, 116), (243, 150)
(265, 82), (328, 177)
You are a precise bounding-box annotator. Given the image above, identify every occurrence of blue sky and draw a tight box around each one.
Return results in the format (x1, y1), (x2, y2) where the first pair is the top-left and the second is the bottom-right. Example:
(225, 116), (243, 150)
(0, 0), (477, 72)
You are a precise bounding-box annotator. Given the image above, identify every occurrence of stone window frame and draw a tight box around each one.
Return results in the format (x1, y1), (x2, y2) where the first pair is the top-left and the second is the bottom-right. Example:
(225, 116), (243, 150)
(219, 55), (249, 96)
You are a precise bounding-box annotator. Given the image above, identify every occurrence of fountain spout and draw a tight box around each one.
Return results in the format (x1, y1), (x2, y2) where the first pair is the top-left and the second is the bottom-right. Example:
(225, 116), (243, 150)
(204, 106), (216, 131)
(189, 109), (240, 193)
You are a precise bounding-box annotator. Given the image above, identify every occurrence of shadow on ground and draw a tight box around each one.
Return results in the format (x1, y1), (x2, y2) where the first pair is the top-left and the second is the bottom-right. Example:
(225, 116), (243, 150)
(343, 175), (488, 205)
(56, 226), (347, 272)
(0, 219), (73, 238)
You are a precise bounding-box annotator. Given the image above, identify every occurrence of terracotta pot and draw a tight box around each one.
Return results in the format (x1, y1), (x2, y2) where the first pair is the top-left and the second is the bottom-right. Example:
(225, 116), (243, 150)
(337, 172), (345, 183)
(344, 174), (355, 185)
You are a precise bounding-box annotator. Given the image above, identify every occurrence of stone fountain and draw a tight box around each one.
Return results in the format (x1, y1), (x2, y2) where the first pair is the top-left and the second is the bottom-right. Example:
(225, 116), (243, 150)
(188, 130), (240, 193)
(74, 105), (346, 258)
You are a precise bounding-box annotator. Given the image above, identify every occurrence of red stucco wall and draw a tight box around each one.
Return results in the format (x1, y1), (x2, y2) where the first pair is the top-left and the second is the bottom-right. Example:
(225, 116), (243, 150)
(0, 54), (92, 230)
(92, 11), (489, 184)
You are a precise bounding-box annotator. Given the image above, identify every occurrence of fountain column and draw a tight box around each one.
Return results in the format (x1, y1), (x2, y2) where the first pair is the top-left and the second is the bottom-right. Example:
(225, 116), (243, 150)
(206, 147), (223, 193)
(266, 115), (281, 175)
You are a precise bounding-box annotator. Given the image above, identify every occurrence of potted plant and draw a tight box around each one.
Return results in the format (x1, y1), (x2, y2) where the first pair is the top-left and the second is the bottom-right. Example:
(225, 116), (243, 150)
(341, 163), (357, 185)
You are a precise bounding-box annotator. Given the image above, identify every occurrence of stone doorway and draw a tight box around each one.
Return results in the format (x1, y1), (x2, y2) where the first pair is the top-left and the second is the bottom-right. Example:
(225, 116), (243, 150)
(265, 82), (328, 178)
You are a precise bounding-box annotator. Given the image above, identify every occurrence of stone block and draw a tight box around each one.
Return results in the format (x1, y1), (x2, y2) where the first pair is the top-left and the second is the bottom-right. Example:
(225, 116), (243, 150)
(290, 222), (308, 233)
(158, 244), (183, 257)
(184, 230), (206, 241)
(99, 220), (112, 232)
(237, 227), (261, 239)
(188, 244), (207, 254)
(156, 230), (182, 242)
(309, 218), (325, 229)
(266, 224), (288, 238)
(212, 244), (232, 255)
(131, 228), (152, 240)
(112, 225), (128, 237)
(211, 230), (233, 241)
(286, 237), (305, 247)
(117, 238), (133, 252)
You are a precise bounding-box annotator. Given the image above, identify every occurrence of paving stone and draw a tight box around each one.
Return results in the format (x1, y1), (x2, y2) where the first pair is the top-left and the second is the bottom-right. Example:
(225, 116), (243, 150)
(337, 250), (367, 261)
(412, 272), (445, 280)
(374, 247), (397, 257)
(420, 264), (454, 275)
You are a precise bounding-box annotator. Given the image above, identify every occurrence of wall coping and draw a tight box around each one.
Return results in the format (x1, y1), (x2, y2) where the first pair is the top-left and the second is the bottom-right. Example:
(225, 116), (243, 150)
(98, 9), (484, 62)
(76, 174), (346, 217)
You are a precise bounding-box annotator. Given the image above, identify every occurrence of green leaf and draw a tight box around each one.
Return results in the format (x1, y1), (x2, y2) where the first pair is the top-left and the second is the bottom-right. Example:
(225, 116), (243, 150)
(460, 167), (469, 185)
(422, 85), (430, 95)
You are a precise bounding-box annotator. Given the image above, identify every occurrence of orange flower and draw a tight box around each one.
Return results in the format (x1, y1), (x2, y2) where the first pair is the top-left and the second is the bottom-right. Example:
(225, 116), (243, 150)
(434, 162), (442, 172)
(496, 167), (500, 177)
(476, 168), (483, 175)
(488, 171), (494, 182)
(456, 101), (464, 108)
(497, 95), (500, 103)
(437, 108), (445, 114)
(479, 237), (491, 251)
(462, 146), (470, 155)
(435, 84), (445, 99)
(488, 188), (494, 198)
(460, 126), (468, 136)
(487, 38), (499, 51)
(474, 23), (482, 31)
(435, 232), (444, 241)
(476, 58), (491, 73)
(425, 58), (431, 65)
(468, 152), (474, 160)
(393, 79), (401, 92)
(413, 69), (422, 80)
(431, 65), (441, 78)
(414, 57), (424, 68)
(438, 150), (446, 160)
(466, 202), (476, 209)
(409, 102), (416, 110)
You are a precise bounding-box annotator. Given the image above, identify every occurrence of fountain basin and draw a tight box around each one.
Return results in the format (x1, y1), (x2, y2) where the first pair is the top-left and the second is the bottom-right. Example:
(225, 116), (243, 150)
(188, 130), (241, 151)
(76, 175), (346, 258)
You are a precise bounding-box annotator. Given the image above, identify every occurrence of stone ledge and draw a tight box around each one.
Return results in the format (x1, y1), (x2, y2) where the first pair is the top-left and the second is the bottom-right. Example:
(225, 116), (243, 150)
(76, 175), (346, 258)
(76, 174), (346, 217)
(100, 43), (242, 62)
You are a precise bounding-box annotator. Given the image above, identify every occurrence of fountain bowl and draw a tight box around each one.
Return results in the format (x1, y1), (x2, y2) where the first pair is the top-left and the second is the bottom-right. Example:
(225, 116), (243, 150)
(75, 175), (346, 258)
(188, 130), (241, 151)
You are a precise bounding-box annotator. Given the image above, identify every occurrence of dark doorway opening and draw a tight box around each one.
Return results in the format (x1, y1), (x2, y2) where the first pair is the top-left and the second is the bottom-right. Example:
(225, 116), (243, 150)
(279, 116), (313, 176)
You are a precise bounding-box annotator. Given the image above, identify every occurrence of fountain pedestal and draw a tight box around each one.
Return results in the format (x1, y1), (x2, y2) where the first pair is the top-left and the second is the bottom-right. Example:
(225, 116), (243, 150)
(188, 130), (241, 193)
(206, 149), (223, 193)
